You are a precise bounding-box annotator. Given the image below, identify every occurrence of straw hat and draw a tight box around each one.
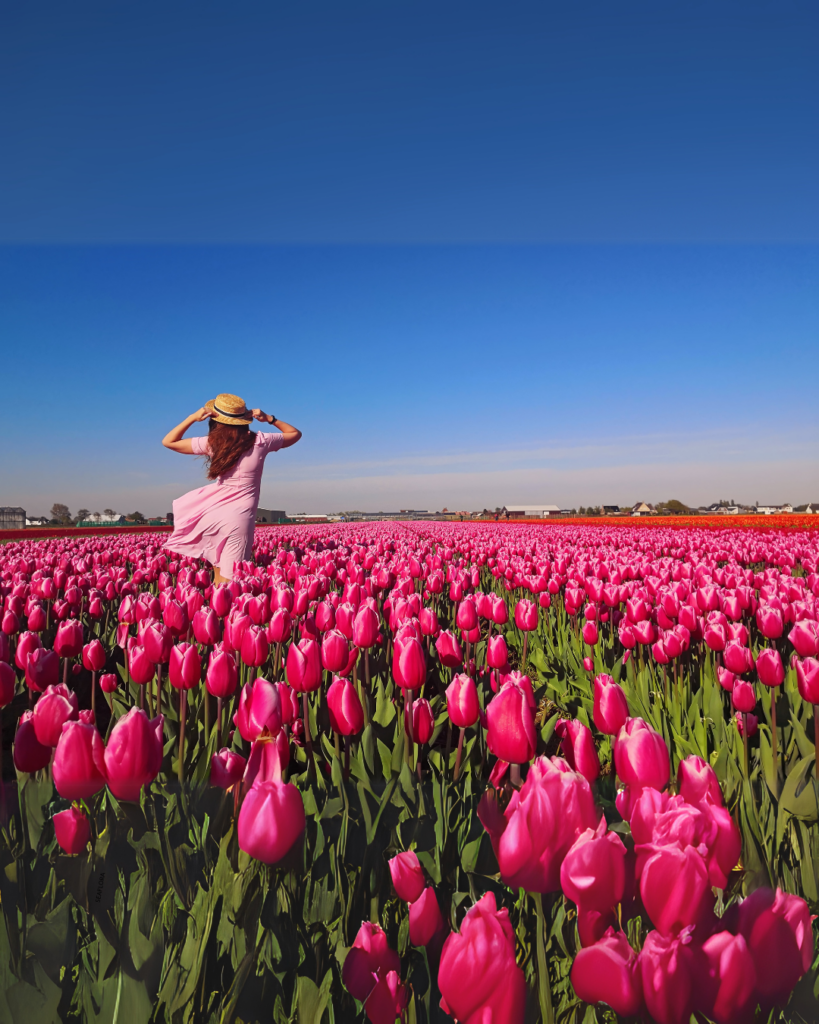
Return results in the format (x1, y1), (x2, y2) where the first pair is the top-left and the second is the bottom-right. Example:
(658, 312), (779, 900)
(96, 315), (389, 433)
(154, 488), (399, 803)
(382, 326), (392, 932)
(205, 393), (254, 425)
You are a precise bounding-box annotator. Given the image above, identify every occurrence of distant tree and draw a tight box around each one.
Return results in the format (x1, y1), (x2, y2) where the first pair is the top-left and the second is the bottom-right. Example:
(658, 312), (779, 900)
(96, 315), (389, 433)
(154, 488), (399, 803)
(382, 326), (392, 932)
(128, 511), (146, 523)
(103, 508), (116, 518)
(92, 512), (101, 522)
(660, 499), (690, 514)
(75, 508), (91, 524)
(50, 503), (71, 525)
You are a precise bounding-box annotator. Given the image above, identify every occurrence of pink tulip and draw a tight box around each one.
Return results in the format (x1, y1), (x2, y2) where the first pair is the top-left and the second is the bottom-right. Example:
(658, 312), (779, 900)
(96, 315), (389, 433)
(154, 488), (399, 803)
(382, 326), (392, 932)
(418, 606), (438, 636)
(570, 928), (643, 1017)
(25, 647), (59, 692)
(364, 971), (406, 1024)
(582, 621), (599, 646)
(756, 648), (784, 687)
(736, 712), (758, 738)
(392, 636), (425, 691)
(240, 624), (269, 668)
(640, 844), (713, 936)
(211, 584), (233, 617)
(490, 594), (509, 625)
(192, 606), (222, 645)
(104, 708), (164, 801)
(242, 732), (290, 788)
(409, 886), (444, 946)
(53, 721), (107, 800)
(445, 673), (480, 728)
(560, 822), (626, 912)
(723, 640), (754, 675)
(639, 929), (698, 1024)
(411, 698), (434, 744)
(677, 754), (723, 807)
(82, 639), (106, 673)
(321, 629), (349, 673)
(206, 644), (238, 699)
(456, 599), (478, 632)
(210, 748), (247, 790)
(699, 931), (756, 1024)
(485, 679), (536, 765)
(737, 887), (813, 1004)
(592, 674), (629, 735)
(128, 644), (155, 685)
(286, 638), (322, 693)
(234, 678), (283, 741)
(13, 710), (52, 772)
(732, 679), (757, 713)
(486, 633), (508, 670)
(717, 666), (736, 692)
(100, 672), (118, 694)
(756, 604), (784, 640)
(163, 598), (189, 636)
(789, 619), (819, 658)
(53, 806), (91, 855)
(614, 717), (669, 793)
(142, 620), (172, 664)
(435, 629), (463, 668)
(555, 719), (600, 782)
(327, 676), (364, 735)
(389, 851), (425, 903)
(795, 657), (819, 704)
(342, 922), (400, 1002)
(0, 661), (14, 707)
(15, 631), (41, 671)
(266, 607), (292, 644)
(169, 642), (201, 690)
(237, 781), (305, 864)
(514, 598), (537, 632)
(478, 756), (598, 892)
(352, 606), (379, 648)
(54, 619), (83, 659)
(33, 683), (79, 746)
(438, 893), (526, 1024)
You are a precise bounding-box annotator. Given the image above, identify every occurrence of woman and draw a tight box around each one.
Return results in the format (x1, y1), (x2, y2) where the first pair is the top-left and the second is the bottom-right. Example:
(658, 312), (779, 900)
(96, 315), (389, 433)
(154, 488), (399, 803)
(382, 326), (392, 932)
(163, 393), (302, 582)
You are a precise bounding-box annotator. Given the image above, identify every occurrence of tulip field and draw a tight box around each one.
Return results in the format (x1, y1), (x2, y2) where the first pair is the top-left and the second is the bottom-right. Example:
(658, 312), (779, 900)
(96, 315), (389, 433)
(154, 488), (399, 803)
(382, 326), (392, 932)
(2, 522), (819, 1024)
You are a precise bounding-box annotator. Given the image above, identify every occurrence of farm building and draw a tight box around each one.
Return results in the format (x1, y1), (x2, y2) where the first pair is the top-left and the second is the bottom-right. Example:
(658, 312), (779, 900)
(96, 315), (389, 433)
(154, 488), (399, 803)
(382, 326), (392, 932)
(501, 505), (561, 518)
(0, 507), (26, 529)
(256, 508), (288, 524)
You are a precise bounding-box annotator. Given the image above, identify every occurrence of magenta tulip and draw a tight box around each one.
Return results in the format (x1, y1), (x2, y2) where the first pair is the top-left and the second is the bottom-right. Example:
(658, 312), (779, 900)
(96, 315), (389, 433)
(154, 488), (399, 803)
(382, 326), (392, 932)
(327, 676), (364, 735)
(392, 636), (426, 691)
(266, 607), (292, 644)
(25, 647), (59, 692)
(342, 922), (400, 1003)
(321, 629), (349, 673)
(723, 640), (754, 676)
(795, 657), (819, 704)
(286, 638), (322, 693)
(15, 631), (41, 671)
(409, 886), (444, 947)
(438, 893), (526, 1024)
(53, 806), (91, 855)
(192, 606), (222, 645)
(104, 708), (164, 801)
(206, 644), (238, 699)
(33, 683), (79, 747)
(640, 844), (713, 936)
(13, 710), (52, 772)
(677, 754), (723, 807)
(639, 930), (697, 1024)
(411, 698), (434, 744)
(592, 674), (629, 735)
(352, 606), (379, 648)
(142, 620), (172, 664)
(699, 931), (756, 1024)
(389, 851), (425, 903)
(737, 887), (813, 1004)
(614, 717), (669, 793)
(237, 780), (305, 864)
(435, 629), (463, 668)
(446, 673), (479, 728)
(514, 598), (538, 632)
(789, 619), (819, 658)
(560, 823), (626, 912)
(485, 679), (536, 765)
(169, 642), (202, 690)
(234, 678), (283, 741)
(82, 639), (106, 673)
(571, 928), (643, 1017)
(128, 644), (155, 686)
(756, 604), (784, 640)
(756, 647), (784, 688)
(210, 748), (247, 790)
(555, 718), (600, 782)
(54, 619), (83, 659)
(53, 721), (107, 800)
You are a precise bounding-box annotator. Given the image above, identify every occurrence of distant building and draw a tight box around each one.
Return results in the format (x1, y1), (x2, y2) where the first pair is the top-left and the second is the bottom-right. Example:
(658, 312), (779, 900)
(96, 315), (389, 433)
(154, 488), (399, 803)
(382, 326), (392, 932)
(757, 504), (793, 515)
(78, 514), (127, 526)
(256, 508), (287, 524)
(602, 505), (621, 515)
(25, 516), (50, 527)
(502, 505), (561, 518)
(0, 507), (26, 529)
(631, 502), (655, 516)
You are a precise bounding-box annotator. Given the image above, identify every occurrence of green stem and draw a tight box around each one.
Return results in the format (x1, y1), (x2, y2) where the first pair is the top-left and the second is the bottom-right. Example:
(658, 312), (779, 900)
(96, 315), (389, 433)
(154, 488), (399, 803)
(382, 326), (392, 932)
(533, 893), (555, 1024)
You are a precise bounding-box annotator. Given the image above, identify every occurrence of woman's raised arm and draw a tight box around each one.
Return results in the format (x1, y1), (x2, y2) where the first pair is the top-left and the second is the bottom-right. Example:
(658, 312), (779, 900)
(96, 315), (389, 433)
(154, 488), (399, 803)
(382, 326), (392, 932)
(251, 410), (303, 449)
(162, 408), (213, 453)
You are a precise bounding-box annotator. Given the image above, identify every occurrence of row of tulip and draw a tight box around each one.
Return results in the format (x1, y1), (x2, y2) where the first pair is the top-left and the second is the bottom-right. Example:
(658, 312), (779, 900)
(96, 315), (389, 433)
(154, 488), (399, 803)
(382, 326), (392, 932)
(0, 521), (818, 1023)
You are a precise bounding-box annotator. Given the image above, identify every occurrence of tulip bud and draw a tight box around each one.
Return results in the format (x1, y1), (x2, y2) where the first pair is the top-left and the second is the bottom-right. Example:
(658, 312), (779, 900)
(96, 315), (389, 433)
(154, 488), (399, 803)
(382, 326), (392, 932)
(100, 672), (118, 694)
(445, 673), (479, 728)
(32, 683), (79, 746)
(104, 708), (164, 801)
(418, 606), (438, 636)
(592, 674), (629, 735)
(266, 607), (293, 644)
(555, 719), (600, 782)
(789, 620), (819, 659)
(560, 823), (626, 912)
(408, 886), (444, 947)
(192, 606), (222, 646)
(411, 698), (434, 744)
(0, 661), (14, 707)
(169, 641), (202, 690)
(13, 710), (52, 773)
(795, 657), (819, 704)
(388, 851), (425, 903)
(486, 634), (508, 670)
(756, 647), (784, 687)
(570, 929), (643, 1017)
(342, 923), (400, 1003)
(731, 679), (756, 713)
(206, 644), (238, 698)
(321, 629), (349, 673)
(438, 893), (526, 1024)
(286, 638), (322, 693)
(15, 631), (41, 671)
(614, 717), (669, 793)
(53, 806), (91, 856)
(237, 780), (305, 864)
(677, 754), (723, 807)
(485, 680), (536, 765)
(736, 887), (813, 1004)
(210, 747), (246, 790)
(582, 621), (599, 646)
(240, 624), (270, 668)
(639, 930), (697, 1024)
(435, 629), (463, 668)
(640, 844), (713, 936)
(234, 678), (283, 741)
(53, 721), (107, 800)
(54, 619), (83, 659)
(392, 636), (425, 691)
(82, 639), (106, 673)
(352, 606), (379, 649)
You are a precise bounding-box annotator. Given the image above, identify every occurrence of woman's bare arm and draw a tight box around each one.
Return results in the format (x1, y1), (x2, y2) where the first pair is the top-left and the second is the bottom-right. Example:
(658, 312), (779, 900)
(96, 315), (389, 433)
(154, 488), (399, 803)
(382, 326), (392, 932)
(251, 410), (303, 449)
(162, 408), (213, 453)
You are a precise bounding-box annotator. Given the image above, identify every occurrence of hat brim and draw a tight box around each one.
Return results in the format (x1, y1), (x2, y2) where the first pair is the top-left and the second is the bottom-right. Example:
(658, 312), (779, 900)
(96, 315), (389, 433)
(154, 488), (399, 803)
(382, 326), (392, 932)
(205, 399), (253, 425)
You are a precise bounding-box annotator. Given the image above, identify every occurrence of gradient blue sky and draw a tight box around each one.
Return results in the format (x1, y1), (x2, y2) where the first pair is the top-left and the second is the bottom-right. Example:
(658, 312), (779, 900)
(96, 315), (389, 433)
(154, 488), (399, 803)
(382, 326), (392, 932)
(1, 3), (817, 515)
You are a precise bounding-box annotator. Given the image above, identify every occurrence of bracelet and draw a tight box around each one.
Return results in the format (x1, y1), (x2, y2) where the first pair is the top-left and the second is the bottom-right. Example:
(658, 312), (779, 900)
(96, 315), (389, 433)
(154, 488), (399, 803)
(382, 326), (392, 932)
(269, 415), (278, 424)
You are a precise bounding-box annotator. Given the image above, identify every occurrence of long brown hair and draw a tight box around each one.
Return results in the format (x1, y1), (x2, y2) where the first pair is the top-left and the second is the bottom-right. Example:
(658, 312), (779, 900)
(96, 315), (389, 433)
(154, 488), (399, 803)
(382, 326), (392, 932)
(205, 420), (256, 479)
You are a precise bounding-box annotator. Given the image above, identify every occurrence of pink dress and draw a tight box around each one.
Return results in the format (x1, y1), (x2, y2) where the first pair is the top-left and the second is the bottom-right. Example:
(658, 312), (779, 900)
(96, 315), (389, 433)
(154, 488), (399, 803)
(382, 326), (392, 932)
(168, 431), (284, 576)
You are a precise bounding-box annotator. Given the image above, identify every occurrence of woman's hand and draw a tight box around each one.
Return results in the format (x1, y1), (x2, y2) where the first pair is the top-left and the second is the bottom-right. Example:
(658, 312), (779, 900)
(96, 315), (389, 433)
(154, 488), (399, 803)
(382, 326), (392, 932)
(193, 407), (214, 422)
(251, 408), (274, 423)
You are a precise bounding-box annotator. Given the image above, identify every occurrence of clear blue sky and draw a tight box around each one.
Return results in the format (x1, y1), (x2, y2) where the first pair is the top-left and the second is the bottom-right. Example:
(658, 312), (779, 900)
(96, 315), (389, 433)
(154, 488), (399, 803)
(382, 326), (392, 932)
(0, 2), (817, 515)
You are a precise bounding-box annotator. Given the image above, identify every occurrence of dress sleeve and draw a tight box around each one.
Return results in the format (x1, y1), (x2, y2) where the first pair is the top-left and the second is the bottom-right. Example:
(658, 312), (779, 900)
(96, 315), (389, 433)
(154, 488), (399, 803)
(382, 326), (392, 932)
(258, 432), (285, 453)
(190, 435), (210, 455)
